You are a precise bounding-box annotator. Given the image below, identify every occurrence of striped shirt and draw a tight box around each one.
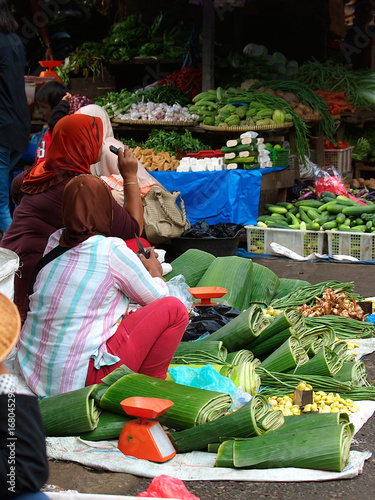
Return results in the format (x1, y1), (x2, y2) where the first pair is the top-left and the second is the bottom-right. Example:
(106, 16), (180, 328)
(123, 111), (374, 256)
(17, 230), (168, 398)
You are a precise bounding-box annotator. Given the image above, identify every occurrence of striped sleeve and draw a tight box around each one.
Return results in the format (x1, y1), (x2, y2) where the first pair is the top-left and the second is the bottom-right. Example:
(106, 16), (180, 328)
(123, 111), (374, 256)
(109, 239), (168, 305)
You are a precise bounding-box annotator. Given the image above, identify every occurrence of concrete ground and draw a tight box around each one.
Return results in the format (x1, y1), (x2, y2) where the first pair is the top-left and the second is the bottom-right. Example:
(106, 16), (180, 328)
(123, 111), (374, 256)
(45, 257), (375, 499)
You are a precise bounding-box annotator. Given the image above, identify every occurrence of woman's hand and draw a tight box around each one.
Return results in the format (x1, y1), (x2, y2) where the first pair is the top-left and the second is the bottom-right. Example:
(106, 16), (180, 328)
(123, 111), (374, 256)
(0, 362), (9, 375)
(118, 146), (139, 182)
(117, 146), (144, 234)
(138, 248), (163, 278)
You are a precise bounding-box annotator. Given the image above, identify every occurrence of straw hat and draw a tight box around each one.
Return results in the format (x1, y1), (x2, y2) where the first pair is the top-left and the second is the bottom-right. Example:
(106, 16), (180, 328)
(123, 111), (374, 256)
(0, 293), (21, 363)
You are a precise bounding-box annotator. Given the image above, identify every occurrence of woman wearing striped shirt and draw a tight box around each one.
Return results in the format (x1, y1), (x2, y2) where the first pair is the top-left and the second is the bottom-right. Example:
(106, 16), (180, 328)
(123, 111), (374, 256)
(16, 175), (189, 398)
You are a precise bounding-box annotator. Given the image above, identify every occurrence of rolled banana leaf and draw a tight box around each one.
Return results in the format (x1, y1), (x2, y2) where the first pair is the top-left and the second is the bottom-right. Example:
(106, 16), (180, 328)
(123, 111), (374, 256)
(200, 303), (270, 352)
(164, 248), (216, 287)
(231, 422), (354, 472)
(228, 360), (261, 395)
(260, 336), (309, 373)
(169, 394), (284, 453)
(335, 360), (368, 387)
(331, 340), (351, 361)
(250, 327), (295, 359)
(297, 325), (335, 357)
(171, 340), (228, 365)
(248, 262), (280, 306)
(225, 349), (254, 365)
(196, 255), (253, 311)
(39, 385), (101, 437)
(282, 411), (349, 430)
(98, 372), (232, 430)
(80, 410), (131, 441)
(292, 346), (343, 377)
(245, 308), (304, 351)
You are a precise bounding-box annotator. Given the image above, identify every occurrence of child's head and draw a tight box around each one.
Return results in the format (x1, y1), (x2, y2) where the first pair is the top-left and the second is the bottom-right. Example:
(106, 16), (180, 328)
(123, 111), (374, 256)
(36, 81), (69, 121)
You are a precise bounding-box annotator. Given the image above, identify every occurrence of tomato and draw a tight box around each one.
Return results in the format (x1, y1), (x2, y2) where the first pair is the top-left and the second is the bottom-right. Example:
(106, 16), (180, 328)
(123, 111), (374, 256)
(336, 140), (349, 149)
(329, 105), (340, 115)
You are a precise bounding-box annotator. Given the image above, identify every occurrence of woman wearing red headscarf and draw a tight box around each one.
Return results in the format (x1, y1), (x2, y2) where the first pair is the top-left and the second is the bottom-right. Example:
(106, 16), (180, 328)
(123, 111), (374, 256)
(17, 175), (188, 398)
(1, 114), (144, 323)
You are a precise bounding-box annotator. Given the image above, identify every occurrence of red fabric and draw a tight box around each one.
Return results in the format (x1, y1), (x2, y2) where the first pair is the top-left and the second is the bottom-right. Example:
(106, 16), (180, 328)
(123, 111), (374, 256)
(21, 114), (103, 194)
(85, 296), (189, 384)
(125, 237), (150, 253)
(1, 176), (140, 323)
(35, 129), (52, 165)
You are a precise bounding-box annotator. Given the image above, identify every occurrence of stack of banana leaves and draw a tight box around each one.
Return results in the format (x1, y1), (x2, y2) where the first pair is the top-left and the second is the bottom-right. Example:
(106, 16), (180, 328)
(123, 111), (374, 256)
(38, 250), (375, 472)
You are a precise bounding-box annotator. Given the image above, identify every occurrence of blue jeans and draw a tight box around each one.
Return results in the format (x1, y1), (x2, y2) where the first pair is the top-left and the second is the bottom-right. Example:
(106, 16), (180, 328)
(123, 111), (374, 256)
(0, 145), (23, 233)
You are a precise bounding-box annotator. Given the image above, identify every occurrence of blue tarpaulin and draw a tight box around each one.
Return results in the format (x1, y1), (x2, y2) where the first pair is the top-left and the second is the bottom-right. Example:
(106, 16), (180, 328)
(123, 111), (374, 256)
(152, 166), (288, 226)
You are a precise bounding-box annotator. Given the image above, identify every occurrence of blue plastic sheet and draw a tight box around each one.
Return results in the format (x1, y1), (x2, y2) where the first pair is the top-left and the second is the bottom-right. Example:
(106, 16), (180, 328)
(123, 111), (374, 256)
(152, 167), (288, 226)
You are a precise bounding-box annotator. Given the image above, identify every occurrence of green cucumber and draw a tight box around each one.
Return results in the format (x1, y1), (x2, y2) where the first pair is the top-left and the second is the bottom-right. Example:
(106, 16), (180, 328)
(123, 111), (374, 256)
(326, 203), (350, 214)
(335, 213), (346, 225)
(264, 204), (288, 214)
(265, 220), (290, 229)
(342, 204), (375, 217)
(366, 221), (373, 232)
(277, 202), (294, 210)
(221, 144), (254, 154)
(299, 207), (313, 225)
(320, 191), (336, 199)
(306, 208), (321, 221)
(294, 200), (324, 208)
(322, 220), (338, 230)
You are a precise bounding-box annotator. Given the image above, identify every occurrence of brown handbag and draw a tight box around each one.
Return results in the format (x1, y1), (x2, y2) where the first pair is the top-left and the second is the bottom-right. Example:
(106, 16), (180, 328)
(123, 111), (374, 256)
(142, 185), (190, 245)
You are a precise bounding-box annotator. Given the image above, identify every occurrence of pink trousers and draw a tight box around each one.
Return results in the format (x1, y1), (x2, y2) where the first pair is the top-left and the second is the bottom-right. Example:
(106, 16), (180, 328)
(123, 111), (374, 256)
(85, 296), (189, 384)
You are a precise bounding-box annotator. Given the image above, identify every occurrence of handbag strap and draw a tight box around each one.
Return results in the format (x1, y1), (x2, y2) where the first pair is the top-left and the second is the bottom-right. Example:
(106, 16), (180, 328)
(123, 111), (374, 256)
(26, 245), (70, 315)
(155, 190), (188, 228)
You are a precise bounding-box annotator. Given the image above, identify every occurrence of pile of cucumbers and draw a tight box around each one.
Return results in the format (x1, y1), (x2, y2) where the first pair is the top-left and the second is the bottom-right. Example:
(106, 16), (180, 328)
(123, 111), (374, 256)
(188, 88), (290, 128)
(257, 192), (375, 233)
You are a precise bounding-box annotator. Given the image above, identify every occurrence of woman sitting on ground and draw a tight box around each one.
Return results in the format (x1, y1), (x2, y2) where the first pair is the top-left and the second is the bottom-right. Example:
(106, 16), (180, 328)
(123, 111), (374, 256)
(16, 174), (189, 398)
(1, 114), (144, 323)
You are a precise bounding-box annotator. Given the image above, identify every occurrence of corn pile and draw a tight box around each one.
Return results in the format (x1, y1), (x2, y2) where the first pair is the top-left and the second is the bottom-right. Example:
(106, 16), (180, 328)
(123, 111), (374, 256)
(268, 381), (360, 416)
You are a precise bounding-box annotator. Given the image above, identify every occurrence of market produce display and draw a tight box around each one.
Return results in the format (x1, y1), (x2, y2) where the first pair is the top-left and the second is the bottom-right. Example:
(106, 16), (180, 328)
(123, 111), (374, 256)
(37, 252), (375, 473)
(256, 192), (375, 234)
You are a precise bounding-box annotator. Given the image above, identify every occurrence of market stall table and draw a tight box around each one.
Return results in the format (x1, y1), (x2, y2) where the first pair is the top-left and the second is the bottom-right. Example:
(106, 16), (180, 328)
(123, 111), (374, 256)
(152, 165), (295, 226)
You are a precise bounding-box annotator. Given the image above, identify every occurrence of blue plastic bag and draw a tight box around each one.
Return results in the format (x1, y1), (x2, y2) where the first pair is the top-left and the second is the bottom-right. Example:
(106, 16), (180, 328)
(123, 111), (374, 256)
(366, 313), (375, 326)
(168, 364), (236, 395)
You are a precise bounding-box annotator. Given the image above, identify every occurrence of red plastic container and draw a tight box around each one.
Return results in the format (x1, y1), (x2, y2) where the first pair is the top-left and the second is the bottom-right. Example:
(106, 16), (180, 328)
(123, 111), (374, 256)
(186, 149), (224, 158)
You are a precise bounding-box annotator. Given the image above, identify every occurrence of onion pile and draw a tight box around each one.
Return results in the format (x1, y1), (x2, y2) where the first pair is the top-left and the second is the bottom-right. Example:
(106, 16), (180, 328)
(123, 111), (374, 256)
(68, 94), (94, 114)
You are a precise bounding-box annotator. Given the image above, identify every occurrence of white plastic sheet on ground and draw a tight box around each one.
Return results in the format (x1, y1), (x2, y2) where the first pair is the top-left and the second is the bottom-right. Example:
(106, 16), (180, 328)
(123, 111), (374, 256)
(45, 400), (375, 483)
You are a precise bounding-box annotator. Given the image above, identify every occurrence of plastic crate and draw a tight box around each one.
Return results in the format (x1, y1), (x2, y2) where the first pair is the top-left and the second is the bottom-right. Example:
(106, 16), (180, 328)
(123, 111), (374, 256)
(269, 148), (292, 167)
(245, 226), (325, 257)
(310, 147), (353, 176)
(326, 230), (375, 261)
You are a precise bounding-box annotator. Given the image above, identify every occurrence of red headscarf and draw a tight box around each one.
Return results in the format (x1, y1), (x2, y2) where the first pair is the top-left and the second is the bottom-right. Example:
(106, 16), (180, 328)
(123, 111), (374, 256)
(59, 175), (113, 248)
(21, 114), (103, 194)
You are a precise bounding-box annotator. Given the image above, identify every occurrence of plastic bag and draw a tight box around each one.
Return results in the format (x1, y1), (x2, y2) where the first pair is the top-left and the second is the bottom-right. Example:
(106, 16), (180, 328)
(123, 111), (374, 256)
(168, 364), (237, 395)
(182, 304), (242, 341)
(166, 274), (193, 308)
(137, 474), (200, 499)
(312, 164), (347, 197)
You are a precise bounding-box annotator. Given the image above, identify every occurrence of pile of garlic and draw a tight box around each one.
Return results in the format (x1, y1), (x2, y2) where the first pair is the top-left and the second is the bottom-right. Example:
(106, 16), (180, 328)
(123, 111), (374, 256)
(117, 101), (199, 122)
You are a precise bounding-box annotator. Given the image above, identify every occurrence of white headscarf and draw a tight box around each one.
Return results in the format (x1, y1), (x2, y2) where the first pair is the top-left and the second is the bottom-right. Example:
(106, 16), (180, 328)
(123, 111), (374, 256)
(76, 105), (158, 190)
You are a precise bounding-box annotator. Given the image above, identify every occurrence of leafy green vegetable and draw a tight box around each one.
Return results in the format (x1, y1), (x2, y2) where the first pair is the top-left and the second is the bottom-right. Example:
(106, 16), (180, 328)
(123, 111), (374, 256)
(352, 137), (371, 161)
(142, 129), (210, 156)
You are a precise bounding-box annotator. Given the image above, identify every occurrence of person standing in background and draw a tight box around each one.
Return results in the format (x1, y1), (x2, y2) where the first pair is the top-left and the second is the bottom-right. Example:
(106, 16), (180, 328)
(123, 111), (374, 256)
(0, 0), (31, 235)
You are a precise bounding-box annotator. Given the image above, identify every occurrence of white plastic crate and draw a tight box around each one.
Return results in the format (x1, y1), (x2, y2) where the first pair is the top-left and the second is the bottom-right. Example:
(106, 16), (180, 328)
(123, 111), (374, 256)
(310, 147), (353, 176)
(245, 226), (325, 257)
(326, 230), (375, 261)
